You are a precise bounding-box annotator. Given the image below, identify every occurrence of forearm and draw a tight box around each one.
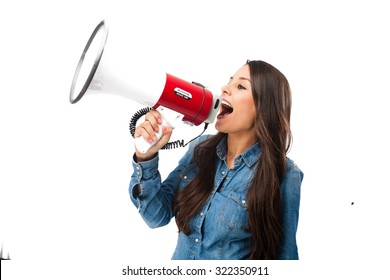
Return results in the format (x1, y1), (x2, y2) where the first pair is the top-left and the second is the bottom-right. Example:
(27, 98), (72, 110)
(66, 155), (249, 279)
(129, 153), (175, 228)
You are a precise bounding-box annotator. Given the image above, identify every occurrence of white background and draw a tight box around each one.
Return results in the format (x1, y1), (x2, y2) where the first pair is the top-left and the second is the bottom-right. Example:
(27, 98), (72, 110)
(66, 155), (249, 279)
(1, 0), (389, 279)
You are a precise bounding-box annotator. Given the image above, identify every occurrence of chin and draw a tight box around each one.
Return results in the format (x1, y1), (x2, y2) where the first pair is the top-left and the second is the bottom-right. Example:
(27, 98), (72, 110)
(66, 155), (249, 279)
(215, 123), (228, 134)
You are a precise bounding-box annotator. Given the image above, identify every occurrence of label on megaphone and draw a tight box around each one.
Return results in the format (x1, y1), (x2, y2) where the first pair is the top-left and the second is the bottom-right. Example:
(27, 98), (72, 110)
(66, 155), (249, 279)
(134, 107), (183, 154)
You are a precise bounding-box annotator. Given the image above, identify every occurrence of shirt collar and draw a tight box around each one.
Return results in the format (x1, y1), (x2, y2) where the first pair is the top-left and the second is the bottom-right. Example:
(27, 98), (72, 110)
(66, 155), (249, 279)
(216, 135), (261, 167)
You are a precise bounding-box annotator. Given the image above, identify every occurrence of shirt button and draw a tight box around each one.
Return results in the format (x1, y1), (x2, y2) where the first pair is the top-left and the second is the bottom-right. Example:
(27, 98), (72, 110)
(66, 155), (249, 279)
(183, 175), (188, 180)
(136, 166), (140, 170)
(195, 238), (199, 243)
(222, 171), (226, 175)
(200, 212), (204, 216)
(242, 200), (246, 205)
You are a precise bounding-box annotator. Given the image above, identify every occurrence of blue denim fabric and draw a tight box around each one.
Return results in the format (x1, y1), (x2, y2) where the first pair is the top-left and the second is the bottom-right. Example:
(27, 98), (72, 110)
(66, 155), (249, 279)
(129, 135), (303, 260)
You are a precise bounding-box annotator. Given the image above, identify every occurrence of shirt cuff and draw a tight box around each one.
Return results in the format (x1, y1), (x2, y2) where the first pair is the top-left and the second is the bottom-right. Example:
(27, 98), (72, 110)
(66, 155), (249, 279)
(132, 153), (159, 180)
(130, 153), (159, 200)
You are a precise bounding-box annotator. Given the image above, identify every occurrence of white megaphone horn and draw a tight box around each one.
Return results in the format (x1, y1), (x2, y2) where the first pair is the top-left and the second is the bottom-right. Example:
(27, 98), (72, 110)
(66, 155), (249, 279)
(69, 20), (221, 153)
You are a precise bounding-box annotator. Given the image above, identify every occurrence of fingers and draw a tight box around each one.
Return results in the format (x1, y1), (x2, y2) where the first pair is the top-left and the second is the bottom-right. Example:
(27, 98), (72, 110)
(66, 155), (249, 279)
(145, 110), (162, 133)
(134, 110), (162, 142)
(135, 124), (173, 161)
(160, 125), (173, 142)
(136, 123), (156, 143)
(134, 110), (174, 161)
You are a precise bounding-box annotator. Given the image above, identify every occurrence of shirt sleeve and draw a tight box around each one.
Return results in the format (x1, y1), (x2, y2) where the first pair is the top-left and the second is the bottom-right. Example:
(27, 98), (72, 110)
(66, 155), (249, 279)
(129, 153), (174, 228)
(278, 163), (304, 260)
(129, 140), (198, 229)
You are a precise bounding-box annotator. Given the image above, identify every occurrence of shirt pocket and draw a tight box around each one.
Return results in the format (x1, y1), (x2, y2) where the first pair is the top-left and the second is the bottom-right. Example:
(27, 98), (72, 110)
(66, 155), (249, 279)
(218, 192), (249, 231)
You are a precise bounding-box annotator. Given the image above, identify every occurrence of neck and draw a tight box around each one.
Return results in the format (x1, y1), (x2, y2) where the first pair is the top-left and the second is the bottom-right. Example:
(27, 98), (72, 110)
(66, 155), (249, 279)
(226, 133), (257, 168)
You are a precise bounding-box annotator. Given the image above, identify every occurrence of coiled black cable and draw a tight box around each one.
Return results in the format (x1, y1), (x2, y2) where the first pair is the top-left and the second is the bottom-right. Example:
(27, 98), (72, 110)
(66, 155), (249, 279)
(129, 107), (152, 138)
(129, 107), (208, 150)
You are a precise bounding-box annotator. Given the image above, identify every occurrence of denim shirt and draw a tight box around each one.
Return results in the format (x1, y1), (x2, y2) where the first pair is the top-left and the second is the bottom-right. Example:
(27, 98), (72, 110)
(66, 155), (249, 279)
(129, 135), (303, 260)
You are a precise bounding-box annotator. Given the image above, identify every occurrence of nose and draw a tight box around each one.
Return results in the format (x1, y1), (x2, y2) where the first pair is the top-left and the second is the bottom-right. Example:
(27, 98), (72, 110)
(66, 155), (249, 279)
(221, 84), (231, 96)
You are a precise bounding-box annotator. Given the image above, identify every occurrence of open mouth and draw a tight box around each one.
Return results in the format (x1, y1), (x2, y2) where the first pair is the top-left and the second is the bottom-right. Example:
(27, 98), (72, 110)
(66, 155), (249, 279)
(218, 100), (233, 117)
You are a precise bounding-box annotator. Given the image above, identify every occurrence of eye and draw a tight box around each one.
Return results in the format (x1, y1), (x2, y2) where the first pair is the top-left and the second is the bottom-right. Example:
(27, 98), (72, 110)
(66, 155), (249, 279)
(238, 84), (246, 90)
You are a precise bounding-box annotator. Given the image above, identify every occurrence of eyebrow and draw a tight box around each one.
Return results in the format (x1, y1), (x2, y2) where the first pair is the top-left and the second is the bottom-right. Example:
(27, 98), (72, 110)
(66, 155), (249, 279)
(230, 76), (251, 82)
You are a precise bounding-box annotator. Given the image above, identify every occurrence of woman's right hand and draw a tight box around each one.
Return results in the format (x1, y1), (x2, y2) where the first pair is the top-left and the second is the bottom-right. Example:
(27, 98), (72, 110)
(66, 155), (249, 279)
(134, 109), (173, 162)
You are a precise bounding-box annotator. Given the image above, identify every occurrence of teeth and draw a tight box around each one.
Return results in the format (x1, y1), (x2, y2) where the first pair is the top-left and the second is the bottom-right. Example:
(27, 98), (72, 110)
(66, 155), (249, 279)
(220, 99), (233, 115)
(221, 100), (232, 108)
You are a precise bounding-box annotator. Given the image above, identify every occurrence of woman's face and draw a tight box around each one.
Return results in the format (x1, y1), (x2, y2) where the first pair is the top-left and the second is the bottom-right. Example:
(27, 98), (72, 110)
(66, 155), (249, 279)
(215, 64), (256, 138)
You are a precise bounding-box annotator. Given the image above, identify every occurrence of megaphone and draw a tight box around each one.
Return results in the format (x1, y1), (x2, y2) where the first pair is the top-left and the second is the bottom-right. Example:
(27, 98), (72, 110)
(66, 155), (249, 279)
(69, 20), (221, 153)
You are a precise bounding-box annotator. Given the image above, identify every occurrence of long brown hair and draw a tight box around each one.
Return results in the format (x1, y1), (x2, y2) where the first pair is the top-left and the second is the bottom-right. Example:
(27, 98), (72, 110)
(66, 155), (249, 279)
(173, 60), (292, 259)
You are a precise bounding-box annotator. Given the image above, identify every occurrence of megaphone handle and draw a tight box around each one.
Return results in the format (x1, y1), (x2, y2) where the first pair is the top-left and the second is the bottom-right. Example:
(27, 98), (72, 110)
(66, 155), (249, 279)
(133, 107), (179, 154)
(134, 119), (166, 154)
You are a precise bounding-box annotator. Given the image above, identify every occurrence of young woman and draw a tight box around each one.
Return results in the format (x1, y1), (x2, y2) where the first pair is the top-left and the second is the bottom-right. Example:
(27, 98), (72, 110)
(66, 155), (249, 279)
(129, 60), (303, 260)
